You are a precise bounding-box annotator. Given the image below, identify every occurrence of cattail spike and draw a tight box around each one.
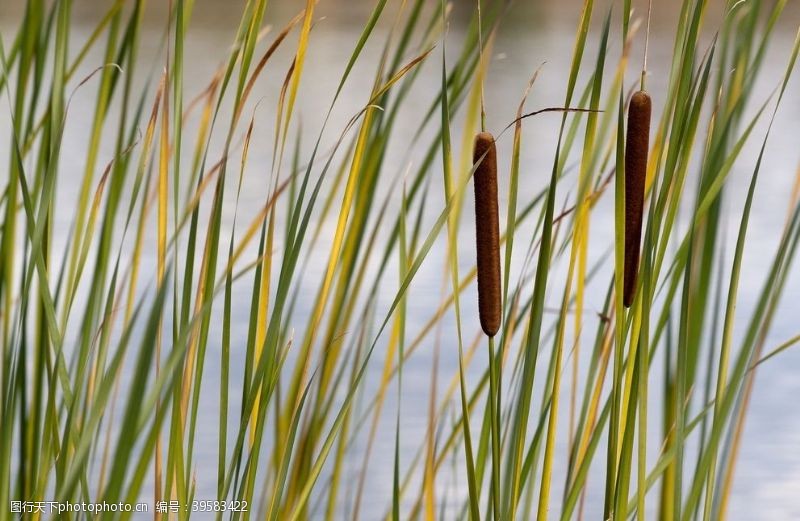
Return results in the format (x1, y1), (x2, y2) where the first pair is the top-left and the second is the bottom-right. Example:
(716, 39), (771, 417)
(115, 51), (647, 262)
(623, 90), (652, 308)
(473, 132), (501, 336)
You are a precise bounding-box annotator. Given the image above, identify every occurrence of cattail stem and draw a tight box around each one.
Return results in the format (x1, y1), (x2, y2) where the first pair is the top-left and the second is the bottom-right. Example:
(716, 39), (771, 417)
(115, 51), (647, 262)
(641, 0), (653, 92)
(623, 91), (652, 307)
(473, 131), (502, 336)
(487, 335), (501, 521)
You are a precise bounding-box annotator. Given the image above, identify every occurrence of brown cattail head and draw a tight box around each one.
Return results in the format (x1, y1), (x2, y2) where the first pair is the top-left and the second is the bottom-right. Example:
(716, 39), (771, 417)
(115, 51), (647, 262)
(473, 132), (501, 337)
(623, 90), (652, 308)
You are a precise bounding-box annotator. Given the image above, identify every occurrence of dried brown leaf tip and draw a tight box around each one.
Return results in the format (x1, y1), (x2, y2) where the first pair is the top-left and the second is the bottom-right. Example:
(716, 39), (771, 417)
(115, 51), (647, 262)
(473, 132), (501, 337)
(623, 90), (652, 308)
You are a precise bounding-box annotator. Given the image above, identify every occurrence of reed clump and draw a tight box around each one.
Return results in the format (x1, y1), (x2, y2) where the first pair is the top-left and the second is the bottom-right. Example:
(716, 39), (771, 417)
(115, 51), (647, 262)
(3, 2), (797, 520)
